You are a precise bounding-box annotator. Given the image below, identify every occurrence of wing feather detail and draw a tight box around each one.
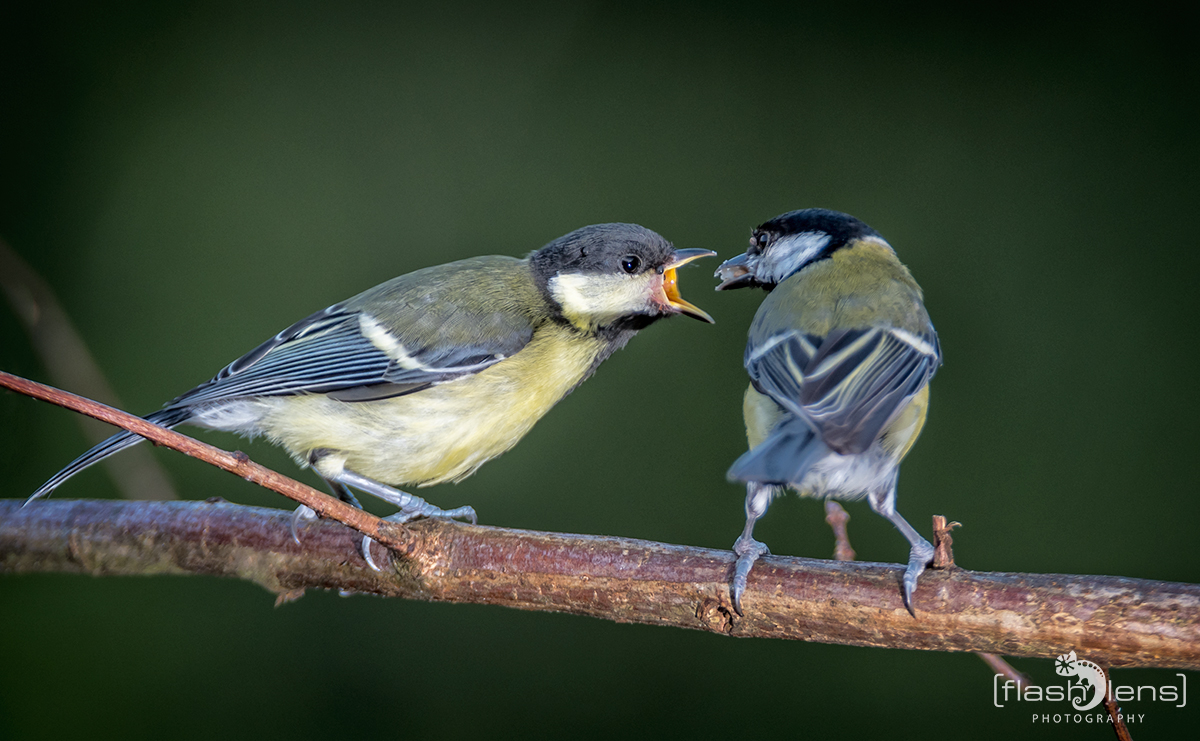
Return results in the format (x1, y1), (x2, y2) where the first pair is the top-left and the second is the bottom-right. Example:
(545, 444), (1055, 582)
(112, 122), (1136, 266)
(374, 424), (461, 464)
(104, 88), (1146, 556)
(746, 325), (939, 455)
(166, 298), (533, 409)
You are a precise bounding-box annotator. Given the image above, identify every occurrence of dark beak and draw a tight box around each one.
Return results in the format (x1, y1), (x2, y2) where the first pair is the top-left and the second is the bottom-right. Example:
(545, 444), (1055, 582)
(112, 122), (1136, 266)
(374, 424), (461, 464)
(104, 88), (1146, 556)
(714, 252), (756, 290)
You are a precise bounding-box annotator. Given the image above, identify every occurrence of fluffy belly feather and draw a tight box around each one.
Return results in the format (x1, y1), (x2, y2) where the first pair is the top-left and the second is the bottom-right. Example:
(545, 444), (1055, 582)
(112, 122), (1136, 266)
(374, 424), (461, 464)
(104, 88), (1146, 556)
(199, 324), (605, 487)
(791, 447), (897, 501)
(785, 386), (929, 501)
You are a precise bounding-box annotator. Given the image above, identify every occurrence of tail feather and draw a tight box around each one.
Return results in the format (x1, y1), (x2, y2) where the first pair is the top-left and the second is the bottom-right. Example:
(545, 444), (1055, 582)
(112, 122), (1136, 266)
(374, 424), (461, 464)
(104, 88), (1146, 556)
(27, 407), (193, 502)
(728, 415), (830, 486)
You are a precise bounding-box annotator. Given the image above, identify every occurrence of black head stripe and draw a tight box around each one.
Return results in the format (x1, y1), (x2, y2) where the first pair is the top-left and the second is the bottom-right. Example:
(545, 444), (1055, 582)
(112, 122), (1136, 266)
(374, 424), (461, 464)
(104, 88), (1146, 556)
(756, 208), (881, 246)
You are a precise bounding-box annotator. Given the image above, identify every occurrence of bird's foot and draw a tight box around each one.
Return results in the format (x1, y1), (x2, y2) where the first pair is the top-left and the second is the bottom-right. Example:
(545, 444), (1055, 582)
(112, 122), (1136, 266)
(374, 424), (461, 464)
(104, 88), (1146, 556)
(416, 503), (478, 525)
(360, 503), (479, 572)
(290, 504), (319, 545)
(332, 471), (477, 525)
(731, 535), (771, 616)
(902, 537), (935, 617)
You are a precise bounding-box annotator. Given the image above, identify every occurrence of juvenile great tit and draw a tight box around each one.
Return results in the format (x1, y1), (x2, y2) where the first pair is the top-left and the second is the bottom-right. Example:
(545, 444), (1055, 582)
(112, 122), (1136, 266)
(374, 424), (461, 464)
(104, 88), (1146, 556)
(715, 208), (940, 615)
(30, 223), (715, 546)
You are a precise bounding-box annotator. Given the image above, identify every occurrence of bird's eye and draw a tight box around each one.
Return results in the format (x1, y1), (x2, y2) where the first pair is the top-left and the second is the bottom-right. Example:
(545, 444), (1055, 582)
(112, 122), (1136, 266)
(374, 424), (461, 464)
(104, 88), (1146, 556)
(749, 231), (771, 254)
(620, 255), (642, 274)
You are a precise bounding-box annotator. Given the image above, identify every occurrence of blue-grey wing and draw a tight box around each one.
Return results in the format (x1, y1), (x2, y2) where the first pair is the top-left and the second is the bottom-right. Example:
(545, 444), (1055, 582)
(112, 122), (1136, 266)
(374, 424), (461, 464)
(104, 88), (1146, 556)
(168, 300), (531, 408)
(746, 325), (941, 455)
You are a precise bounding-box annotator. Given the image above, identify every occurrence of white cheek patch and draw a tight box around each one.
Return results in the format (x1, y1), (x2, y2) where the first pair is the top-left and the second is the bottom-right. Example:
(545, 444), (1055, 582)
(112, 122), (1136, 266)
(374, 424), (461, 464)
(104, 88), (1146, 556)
(548, 272), (652, 329)
(762, 231), (832, 283)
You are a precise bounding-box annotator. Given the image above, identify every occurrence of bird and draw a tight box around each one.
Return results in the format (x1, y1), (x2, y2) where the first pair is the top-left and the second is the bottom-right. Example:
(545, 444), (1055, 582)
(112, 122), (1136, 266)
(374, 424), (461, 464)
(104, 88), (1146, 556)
(29, 223), (716, 559)
(714, 208), (941, 615)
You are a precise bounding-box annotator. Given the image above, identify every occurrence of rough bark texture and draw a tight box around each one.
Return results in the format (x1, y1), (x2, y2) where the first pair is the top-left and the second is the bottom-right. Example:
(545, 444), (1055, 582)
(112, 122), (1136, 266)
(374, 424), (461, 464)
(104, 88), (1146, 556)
(3, 498), (1197, 669)
(4, 370), (1198, 669)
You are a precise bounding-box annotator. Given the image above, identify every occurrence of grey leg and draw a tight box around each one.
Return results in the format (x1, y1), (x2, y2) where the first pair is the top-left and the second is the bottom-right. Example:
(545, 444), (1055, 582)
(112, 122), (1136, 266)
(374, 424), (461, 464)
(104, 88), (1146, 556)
(289, 480), (366, 545)
(328, 470), (477, 573)
(328, 481), (363, 509)
(334, 469), (477, 524)
(867, 487), (933, 617)
(306, 451), (477, 571)
(731, 482), (777, 616)
(306, 449), (475, 525)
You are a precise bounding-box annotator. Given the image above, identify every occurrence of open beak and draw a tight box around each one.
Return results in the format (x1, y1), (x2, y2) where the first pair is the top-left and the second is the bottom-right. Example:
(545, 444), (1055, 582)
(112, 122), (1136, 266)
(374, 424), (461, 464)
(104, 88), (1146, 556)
(661, 248), (717, 323)
(714, 252), (756, 291)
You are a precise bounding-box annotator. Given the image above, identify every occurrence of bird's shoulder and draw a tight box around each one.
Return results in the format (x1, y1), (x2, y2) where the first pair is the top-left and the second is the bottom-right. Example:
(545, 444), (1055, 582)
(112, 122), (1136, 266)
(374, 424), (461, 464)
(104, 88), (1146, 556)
(349, 254), (546, 351)
(752, 239), (931, 341)
(167, 255), (547, 407)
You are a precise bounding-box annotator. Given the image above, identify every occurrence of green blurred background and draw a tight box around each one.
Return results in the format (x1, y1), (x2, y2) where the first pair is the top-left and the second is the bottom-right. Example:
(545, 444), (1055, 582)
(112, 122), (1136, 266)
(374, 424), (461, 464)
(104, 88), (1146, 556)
(2, 2), (1196, 738)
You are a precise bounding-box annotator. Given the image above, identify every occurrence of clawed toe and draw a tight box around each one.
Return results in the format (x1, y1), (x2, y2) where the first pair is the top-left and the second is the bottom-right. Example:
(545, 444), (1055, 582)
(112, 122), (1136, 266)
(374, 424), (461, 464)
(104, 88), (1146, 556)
(441, 505), (477, 525)
(731, 536), (770, 616)
(362, 535), (383, 572)
(901, 538), (935, 617)
(290, 505), (319, 545)
(358, 504), (478, 573)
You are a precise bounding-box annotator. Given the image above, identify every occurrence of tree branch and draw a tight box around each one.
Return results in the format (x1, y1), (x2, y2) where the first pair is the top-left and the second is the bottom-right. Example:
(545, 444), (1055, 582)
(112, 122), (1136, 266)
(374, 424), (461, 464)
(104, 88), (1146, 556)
(826, 501), (1038, 688)
(4, 370), (1199, 670)
(0, 369), (396, 544)
(3, 498), (1198, 669)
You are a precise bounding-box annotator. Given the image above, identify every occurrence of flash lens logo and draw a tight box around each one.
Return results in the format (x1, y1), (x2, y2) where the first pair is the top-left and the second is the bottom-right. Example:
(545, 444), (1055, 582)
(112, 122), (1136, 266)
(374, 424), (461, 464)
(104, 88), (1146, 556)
(1054, 651), (1107, 710)
(993, 651), (1187, 725)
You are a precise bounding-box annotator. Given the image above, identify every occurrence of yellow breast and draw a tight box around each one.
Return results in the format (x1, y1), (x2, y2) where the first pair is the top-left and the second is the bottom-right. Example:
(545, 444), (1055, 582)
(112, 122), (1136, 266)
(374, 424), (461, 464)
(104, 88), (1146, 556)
(742, 383), (783, 450)
(879, 384), (930, 461)
(257, 322), (607, 486)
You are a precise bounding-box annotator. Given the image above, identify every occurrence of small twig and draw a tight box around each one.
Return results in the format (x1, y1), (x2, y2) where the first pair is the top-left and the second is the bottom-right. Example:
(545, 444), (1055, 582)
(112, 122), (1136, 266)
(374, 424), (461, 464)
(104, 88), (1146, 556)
(823, 504), (1035, 687)
(0, 370), (402, 549)
(976, 653), (1036, 691)
(0, 237), (176, 500)
(823, 500), (856, 561)
(1099, 665), (1134, 741)
(932, 515), (961, 569)
(931, 515), (1028, 686)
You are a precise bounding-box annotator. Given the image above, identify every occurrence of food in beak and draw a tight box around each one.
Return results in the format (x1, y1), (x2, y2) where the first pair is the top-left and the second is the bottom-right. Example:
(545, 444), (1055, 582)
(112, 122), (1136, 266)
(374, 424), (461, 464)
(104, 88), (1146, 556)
(714, 253), (755, 291)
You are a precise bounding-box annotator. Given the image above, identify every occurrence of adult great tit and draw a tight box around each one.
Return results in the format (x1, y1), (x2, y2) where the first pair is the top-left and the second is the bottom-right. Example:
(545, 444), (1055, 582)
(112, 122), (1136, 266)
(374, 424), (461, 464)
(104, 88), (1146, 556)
(30, 223), (715, 545)
(715, 208), (941, 615)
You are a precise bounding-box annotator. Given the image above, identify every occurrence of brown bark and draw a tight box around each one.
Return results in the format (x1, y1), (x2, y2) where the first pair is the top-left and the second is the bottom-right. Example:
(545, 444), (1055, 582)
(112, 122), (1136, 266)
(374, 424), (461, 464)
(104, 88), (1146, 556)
(4, 369), (1198, 671)
(2, 498), (1197, 670)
